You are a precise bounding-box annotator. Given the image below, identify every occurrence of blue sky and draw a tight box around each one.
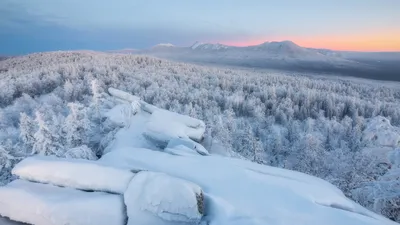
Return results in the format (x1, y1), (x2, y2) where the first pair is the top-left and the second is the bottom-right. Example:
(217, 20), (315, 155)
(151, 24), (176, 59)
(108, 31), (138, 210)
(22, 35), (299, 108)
(1, 0), (399, 54)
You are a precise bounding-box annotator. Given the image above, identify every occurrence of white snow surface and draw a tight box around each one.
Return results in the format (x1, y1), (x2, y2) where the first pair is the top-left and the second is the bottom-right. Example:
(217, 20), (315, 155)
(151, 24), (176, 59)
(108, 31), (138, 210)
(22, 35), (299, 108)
(0, 180), (125, 225)
(167, 137), (209, 156)
(12, 156), (135, 194)
(100, 147), (396, 225)
(124, 171), (203, 225)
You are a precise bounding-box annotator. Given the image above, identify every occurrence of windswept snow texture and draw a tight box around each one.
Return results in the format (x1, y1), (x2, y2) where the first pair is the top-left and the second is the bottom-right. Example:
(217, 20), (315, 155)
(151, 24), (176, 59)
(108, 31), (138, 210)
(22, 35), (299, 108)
(12, 156), (135, 194)
(0, 180), (125, 225)
(100, 147), (397, 225)
(124, 171), (203, 225)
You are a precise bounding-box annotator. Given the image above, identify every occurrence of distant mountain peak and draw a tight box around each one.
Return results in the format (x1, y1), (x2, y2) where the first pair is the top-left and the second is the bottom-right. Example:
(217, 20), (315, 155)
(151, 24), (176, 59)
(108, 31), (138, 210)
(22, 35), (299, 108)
(152, 43), (175, 48)
(190, 41), (229, 50)
(191, 41), (203, 50)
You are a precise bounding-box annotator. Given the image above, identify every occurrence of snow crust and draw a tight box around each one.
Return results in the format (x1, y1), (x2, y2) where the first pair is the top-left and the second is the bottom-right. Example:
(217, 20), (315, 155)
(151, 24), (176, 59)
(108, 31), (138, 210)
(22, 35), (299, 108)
(124, 171), (203, 225)
(0, 180), (125, 225)
(12, 156), (134, 194)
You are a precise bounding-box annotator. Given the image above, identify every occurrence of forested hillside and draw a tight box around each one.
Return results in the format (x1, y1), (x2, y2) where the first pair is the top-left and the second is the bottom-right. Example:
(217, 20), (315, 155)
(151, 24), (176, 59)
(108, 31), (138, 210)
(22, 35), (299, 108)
(0, 51), (399, 221)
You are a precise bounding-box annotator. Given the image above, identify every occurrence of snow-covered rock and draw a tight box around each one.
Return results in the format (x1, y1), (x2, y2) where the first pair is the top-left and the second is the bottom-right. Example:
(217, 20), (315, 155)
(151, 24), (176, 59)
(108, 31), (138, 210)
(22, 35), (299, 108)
(100, 147), (397, 225)
(166, 138), (209, 156)
(105, 103), (138, 127)
(124, 171), (203, 225)
(363, 116), (400, 148)
(145, 109), (206, 143)
(108, 87), (141, 103)
(12, 156), (135, 194)
(0, 180), (125, 225)
(107, 88), (206, 143)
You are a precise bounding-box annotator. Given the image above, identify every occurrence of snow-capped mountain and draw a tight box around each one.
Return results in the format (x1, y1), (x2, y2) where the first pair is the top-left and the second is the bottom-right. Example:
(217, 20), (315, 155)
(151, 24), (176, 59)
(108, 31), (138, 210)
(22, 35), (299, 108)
(189, 40), (325, 57)
(151, 43), (176, 49)
(191, 41), (230, 50)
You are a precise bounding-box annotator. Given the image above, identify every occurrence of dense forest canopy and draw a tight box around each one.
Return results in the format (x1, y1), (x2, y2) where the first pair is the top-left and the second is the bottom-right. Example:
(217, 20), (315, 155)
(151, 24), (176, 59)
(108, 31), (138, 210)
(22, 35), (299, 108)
(0, 51), (399, 222)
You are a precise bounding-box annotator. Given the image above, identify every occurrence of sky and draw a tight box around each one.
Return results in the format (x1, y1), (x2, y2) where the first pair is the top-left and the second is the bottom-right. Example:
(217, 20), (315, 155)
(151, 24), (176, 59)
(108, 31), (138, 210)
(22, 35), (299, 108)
(0, 0), (399, 54)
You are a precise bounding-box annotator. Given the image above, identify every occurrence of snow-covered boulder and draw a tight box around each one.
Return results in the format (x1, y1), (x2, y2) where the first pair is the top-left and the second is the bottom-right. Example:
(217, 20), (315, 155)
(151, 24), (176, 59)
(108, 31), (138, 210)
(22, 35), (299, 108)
(145, 109), (206, 143)
(166, 138), (209, 156)
(108, 87), (141, 103)
(12, 156), (135, 194)
(100, 147), (397, 225)
(105, 104), (135, 126)
(0, 180), (125, 225)
(363, 116), (400, 148)
(108, 87), (158, 114)
(124, 171), (204, 225)
(108, 88), (206, 143)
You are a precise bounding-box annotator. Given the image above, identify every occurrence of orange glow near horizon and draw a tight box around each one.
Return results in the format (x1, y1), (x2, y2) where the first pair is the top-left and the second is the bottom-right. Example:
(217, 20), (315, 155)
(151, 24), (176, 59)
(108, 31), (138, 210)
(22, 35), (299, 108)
(220, 31), (400, 52)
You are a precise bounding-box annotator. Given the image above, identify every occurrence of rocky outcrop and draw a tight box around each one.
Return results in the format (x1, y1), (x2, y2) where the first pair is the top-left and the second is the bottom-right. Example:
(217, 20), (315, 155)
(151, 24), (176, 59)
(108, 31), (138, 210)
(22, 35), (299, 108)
(0, 90), (207, 225)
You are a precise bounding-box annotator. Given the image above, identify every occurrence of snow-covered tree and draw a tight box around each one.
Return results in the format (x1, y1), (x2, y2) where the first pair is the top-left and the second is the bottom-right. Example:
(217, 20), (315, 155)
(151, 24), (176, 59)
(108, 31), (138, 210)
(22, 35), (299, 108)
(32, 111), (65, 156)
(63, 102), (90, 148)
(19, 112), (36, 152)
(65, 145), (97, 160)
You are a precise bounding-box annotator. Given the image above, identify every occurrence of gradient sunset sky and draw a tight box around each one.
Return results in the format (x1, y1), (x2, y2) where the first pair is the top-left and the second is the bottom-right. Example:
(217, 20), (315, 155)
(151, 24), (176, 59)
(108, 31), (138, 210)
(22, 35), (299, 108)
(1, 0), (399, 54)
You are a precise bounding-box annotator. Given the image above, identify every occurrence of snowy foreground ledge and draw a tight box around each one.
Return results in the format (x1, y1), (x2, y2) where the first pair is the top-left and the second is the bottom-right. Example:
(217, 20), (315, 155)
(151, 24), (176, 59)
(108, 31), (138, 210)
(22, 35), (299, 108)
(0, 88), (397, 225)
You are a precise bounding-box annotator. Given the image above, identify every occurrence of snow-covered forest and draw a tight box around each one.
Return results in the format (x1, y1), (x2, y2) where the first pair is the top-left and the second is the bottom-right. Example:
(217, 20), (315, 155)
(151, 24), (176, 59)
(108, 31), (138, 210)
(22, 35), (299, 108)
(0, 51), (399, 222)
